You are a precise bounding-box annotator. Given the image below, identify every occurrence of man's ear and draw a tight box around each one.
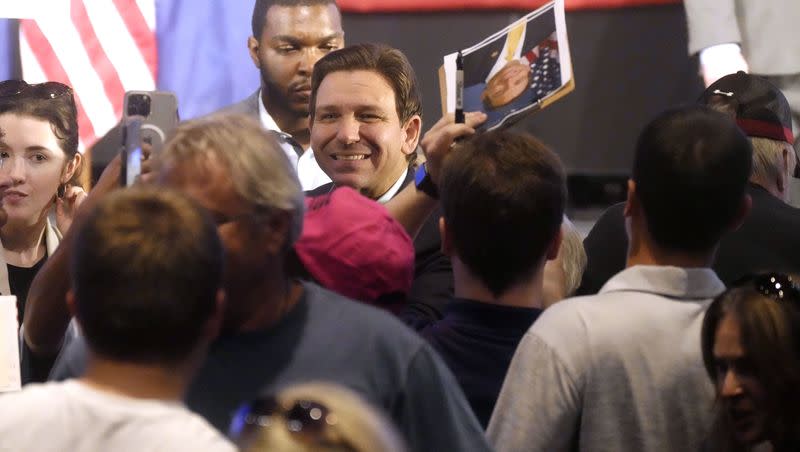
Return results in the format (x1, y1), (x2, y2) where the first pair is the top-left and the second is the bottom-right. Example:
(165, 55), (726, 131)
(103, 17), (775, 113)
(728, 193), (753, 233)
(545, 225), (564, 261)
(262, 210), (292, 255)
(623, 179), (637, 218)
(777, 147), (791, 194)
(400, 115), (422, 156)
(439, 217), (453, 257)
(66, 290), (77, 318)
(247, 36), (261, 69)
(203, 289), (226, 342)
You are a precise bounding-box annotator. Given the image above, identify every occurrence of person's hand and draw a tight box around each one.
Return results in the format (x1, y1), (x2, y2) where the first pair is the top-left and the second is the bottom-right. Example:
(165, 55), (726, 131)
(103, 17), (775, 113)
(420, 111), (487, 185)
(55, 185), (88, 234)
(137, 140), (155, 185)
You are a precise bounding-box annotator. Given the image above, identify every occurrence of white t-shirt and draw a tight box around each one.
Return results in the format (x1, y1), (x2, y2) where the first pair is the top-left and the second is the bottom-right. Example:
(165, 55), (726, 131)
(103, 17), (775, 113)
(0, 380), (236, 452)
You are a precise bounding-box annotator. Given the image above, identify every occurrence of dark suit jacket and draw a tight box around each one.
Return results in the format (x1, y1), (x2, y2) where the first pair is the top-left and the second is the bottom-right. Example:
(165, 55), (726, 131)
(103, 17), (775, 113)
(462, 7), (557, 86)
(577, 184), (800, 295)
(305, 168), (453, 323)
(218, 89), (260, 118)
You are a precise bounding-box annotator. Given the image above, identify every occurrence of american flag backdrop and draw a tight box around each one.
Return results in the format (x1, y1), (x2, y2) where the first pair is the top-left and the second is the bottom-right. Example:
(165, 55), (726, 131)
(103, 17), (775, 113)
(0, 0), (680, 150)
(18, 0), (157, 149)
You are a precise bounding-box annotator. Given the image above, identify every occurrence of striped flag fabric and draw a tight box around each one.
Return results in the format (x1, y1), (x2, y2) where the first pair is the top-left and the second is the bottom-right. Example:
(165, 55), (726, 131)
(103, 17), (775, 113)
(18, 0), (157, 149)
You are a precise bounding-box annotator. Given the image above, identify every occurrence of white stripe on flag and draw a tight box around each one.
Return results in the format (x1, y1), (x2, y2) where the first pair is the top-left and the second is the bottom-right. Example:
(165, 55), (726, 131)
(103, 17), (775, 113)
(18, 34), (48, 84)
(36, 15), (117, 139)
(83, 0), (155, 91)
(20, 33), (88, 151)
(135, 0), (156, 31)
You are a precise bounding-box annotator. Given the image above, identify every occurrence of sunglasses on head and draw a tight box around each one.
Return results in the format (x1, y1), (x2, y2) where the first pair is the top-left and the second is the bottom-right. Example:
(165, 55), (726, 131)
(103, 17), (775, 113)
(733, 272), (800, 302)
(0, 80), (72, 100)
(231, 395), (353, 450)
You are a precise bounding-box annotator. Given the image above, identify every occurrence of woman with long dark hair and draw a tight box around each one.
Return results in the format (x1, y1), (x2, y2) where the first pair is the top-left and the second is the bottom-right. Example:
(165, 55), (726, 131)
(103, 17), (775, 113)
(701, 273), (800, 451)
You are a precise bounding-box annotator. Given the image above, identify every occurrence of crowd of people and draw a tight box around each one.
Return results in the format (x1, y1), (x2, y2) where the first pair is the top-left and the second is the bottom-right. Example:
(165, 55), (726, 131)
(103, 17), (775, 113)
(0, 0), (799, 451)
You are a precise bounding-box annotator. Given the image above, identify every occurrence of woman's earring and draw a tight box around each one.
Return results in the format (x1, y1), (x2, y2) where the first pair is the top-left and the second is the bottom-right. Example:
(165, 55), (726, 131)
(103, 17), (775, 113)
(57, 184), (66, 199)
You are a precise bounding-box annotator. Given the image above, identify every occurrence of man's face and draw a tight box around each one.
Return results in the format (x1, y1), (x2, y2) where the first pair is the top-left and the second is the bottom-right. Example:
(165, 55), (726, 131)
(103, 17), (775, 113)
(311, 70), (420, 199)
(250, 4), (344, 116)
(160, 156), (272, 329)
(482, 59), (531, 110)
(713, 313), (769, 445)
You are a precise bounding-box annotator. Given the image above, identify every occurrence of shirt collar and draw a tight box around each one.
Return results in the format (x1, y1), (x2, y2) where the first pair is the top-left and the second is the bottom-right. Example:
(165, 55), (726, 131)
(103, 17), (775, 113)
(257, 89), (282, 132)
(375, 169), (407, 204)
(599, 265), (725, 300)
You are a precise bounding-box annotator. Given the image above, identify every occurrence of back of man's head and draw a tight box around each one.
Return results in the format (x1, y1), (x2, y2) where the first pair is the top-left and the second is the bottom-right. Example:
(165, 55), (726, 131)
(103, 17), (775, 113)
(252, 0), (339, 38)
(440, 130), (566, 298)
(70, 187), (224, 366)
(633, 106), (752, 253)
(700, 72), (797, 197)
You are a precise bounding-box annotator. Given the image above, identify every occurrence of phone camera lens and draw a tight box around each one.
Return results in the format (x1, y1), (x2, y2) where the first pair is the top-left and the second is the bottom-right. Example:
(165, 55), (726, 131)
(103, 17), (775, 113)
(128, 94), (151, 117)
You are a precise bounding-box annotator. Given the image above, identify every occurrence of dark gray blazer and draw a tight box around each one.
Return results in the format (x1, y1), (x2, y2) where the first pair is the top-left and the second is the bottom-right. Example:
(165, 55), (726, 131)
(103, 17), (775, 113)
(218, 89), (260, 118)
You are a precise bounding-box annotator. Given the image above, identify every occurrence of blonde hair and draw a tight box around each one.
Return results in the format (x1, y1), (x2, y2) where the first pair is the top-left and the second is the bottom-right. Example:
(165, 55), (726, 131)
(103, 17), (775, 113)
(560, 216), (587, 297)
(157, 113), (304, 247)
(240, 382), (407, 452)
(750, 136), (790, 187)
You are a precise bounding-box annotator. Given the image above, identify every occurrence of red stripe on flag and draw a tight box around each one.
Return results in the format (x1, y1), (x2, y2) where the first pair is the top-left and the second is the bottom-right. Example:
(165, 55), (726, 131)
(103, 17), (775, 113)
(70, 0), (125, 118)
(20, 20), (98, 145)
(111, 0), (157, 80)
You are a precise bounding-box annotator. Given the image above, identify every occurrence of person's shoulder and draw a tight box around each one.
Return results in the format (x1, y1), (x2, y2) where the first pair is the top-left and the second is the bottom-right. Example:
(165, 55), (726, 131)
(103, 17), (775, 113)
(0, 381), (72, 424)
(213, 90), (260, 117)
(302, 282), (426, 343)
(527, 295), (601, 345)
(304, 182), (334, 197)
(154, 407), (237, 452)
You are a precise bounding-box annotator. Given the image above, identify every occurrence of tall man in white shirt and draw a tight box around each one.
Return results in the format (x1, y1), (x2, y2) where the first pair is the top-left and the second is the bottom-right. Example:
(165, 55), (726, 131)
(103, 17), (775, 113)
(221, 0), (343, 190)
(487, 105), (753, 452)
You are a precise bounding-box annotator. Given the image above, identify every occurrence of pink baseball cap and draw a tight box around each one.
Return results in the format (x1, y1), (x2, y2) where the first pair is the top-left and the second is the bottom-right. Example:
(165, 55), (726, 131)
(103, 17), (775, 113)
(295, 187), (415, 309)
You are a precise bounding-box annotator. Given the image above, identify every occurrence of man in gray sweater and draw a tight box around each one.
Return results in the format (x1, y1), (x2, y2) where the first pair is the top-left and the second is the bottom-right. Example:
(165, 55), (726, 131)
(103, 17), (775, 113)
(487, 105), (753, 452)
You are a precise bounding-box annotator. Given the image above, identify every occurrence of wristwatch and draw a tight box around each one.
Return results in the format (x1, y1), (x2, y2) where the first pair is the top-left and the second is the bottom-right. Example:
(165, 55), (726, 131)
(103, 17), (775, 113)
(414, 162), (439, 200)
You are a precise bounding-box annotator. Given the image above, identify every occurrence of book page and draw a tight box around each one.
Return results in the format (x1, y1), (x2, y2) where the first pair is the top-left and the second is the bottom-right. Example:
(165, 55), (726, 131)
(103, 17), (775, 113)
(0, 296), (20, 393)
(440, 0), (573, 130)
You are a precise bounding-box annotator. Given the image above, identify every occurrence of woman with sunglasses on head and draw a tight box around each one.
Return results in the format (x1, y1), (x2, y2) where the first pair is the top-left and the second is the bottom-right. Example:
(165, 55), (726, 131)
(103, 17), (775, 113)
(701, 273), (800, 452)
(0, 80), (83, 327)
(231, 382), (408, 452)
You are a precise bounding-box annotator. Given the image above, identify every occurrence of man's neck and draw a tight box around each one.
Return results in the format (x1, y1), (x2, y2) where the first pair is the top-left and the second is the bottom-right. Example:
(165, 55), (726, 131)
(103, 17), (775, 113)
(80, 354), (195, 401)
(749, 178), (785, 203)
(261, 89), (311, 150)
(233, 274), (304, 333)
(453, 259), (545, 309)
(626, 238), (714, 269)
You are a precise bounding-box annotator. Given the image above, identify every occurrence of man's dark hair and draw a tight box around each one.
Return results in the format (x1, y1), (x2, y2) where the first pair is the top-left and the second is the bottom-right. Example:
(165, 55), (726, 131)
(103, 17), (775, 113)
(251, 0), (339, 39)
(632, 105), (752, 253)
(439, 130), (566, 297)
(71, 187), (224, 366)
(310, 43), (423, 125)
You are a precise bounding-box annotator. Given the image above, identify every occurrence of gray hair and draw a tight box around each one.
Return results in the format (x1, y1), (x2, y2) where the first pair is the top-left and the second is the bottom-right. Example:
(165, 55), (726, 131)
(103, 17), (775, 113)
(157, 113), (304, 247)
(750, 136), (790, 187)
(560, 215), (587, 297)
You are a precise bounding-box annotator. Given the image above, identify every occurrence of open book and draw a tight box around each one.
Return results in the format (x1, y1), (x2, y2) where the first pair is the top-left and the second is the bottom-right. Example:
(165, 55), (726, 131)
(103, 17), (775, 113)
(0, 296), (20, 393)
(439, 0), (574, 131)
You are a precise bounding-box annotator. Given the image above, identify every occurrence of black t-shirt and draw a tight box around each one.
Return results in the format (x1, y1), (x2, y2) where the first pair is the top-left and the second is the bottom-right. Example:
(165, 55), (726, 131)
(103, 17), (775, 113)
(8, 257), (46, 325)
(417, 298), (543, 427)
(49, 281), (492, 452)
